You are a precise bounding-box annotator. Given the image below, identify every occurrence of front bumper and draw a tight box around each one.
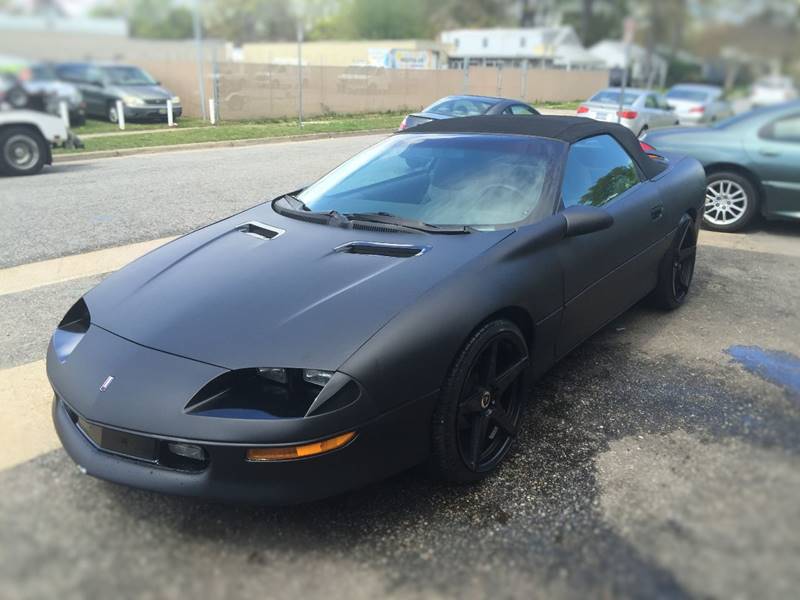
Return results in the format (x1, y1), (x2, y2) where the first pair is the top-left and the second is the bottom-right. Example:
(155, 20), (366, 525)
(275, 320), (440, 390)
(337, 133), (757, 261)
(124, 105), (182, 120)
(53, 391), (434, 504)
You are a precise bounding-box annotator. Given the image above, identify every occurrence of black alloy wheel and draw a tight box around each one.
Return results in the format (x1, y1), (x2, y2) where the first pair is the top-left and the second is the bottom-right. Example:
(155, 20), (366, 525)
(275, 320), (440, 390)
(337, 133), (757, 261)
(671, 221), (697, 303)
(432, 319), (529, 482)
(649, 214), (697, 310)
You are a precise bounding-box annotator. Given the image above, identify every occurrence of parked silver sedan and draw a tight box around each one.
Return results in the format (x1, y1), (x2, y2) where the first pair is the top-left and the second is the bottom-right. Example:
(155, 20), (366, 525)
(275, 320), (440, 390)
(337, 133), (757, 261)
(576, 87), (679, 137)
(666, 83), (733, 125)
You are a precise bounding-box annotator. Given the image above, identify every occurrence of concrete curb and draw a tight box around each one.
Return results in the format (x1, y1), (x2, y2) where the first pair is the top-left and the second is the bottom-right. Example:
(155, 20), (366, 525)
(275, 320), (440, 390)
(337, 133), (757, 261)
(54, 128), (397, 163)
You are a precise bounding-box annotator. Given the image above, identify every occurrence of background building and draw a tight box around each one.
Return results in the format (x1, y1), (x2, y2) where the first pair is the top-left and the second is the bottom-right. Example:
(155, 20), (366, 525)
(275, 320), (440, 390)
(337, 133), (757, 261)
(441, 26), (605, 70)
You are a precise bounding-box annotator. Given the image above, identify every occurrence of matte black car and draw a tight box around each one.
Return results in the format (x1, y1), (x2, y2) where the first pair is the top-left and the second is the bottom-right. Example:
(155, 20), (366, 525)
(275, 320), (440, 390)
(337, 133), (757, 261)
(55, 62), (181, 123)
(399, 95), (539, 130)
(49, 116), (704, 504)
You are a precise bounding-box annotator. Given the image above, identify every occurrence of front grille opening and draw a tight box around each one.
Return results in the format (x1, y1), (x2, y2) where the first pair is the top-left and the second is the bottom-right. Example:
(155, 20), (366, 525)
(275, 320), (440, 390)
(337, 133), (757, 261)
(335, 241), (427, 258)
(186, 369), (319, 419)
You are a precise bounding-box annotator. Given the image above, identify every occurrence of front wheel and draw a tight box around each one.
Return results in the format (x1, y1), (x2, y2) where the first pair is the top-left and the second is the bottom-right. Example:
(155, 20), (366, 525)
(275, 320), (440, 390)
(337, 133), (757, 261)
(107, 102), (120, 123)
(703, 171), (758, 232)
(0, 126), (47, 176)
(431, 319), (529, 483)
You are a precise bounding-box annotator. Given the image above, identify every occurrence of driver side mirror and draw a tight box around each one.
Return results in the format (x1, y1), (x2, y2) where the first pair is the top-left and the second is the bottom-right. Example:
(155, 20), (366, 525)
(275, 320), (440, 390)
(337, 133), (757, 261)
(561, 205), (614, 237)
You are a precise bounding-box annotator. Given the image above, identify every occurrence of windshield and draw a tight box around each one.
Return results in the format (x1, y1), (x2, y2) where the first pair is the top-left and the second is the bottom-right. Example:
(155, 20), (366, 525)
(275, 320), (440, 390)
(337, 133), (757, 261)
(590, 90), (640, 106)
(425, 97), (494, 117)
(666, 89), (711, 102)
(296, 134), (566, 228)
(101, 66), (157, 86)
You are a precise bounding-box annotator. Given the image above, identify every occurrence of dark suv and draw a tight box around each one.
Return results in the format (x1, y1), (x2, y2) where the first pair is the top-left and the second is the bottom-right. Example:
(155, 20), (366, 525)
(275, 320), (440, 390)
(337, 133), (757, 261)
(55, 63), (182, 123)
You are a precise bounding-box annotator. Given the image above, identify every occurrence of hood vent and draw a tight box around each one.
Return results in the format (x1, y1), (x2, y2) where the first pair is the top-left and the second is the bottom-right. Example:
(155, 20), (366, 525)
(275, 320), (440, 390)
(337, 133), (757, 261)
(237, 222), (285, 240)
(335, 241), (429, 258)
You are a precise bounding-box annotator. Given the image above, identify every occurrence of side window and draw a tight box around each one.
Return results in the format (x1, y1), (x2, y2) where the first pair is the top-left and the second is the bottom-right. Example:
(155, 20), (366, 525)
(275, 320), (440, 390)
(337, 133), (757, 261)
(760, 113), (800, 143)
(645, 95), (658, 109)
(561, 135), (640, 208)
(509, 104), (537, 115)
(58, 65), (87, 83)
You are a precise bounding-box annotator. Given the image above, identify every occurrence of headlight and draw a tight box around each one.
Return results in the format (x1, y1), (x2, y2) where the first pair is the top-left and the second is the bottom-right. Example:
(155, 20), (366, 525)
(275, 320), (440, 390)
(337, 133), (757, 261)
(170, 95), (180, 104)
(303, 369), (333, 387)
(122, 95), (145, 107)
(186, 368), (355, 419)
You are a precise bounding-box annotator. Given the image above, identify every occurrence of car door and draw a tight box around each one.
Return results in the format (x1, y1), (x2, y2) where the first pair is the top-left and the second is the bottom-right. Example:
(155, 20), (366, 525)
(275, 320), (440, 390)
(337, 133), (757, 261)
(746, 110), (800, 216)
(555, 134), (669, 356)
(81, 66), (110, 117)
(644, 94), (670, 129)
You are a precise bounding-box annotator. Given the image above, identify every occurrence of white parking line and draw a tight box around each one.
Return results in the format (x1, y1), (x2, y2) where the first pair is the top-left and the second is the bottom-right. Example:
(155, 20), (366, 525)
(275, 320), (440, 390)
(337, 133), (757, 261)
(0, 237), (177, 296)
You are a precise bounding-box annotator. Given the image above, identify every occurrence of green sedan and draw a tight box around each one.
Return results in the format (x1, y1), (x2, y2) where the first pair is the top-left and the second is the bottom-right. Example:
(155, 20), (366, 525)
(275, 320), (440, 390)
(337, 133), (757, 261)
(644, 101), (800, 232)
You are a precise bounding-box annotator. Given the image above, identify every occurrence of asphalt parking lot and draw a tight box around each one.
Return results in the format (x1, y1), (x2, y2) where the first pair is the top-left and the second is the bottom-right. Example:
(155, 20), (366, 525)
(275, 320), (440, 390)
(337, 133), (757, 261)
(1, 135), (799, 600)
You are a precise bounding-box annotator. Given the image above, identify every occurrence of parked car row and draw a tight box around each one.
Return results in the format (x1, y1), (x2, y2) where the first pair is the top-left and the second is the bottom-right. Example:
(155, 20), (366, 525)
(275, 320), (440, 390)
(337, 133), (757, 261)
(1, 56), (181, 126)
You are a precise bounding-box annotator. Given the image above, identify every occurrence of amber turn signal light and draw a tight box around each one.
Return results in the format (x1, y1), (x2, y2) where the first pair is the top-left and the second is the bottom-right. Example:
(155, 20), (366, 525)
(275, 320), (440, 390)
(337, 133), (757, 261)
(246, 431), (356, 462)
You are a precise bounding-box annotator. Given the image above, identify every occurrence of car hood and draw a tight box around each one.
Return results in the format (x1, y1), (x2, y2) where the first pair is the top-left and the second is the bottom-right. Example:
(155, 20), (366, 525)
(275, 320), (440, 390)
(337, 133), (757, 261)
(110, 84), (172, 99)
(85, 203), (511, 371)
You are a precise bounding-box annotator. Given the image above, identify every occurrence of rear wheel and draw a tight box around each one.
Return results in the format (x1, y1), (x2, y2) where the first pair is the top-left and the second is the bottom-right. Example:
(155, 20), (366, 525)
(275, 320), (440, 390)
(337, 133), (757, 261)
(703, 171), (758, 232)
(649, 214), (697, 309)
(431, 319), (529, 483)
(0, 126), (46, 176)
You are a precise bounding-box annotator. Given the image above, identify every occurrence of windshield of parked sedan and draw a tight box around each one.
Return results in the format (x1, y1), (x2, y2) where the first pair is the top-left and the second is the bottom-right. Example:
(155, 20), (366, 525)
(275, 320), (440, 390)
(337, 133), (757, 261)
(590, 90), (640, 105)
(425, 98), (494, 116)
(101, 66), (157, 86)
(296, 134), (566, 228)
(666, 89), (711, 102)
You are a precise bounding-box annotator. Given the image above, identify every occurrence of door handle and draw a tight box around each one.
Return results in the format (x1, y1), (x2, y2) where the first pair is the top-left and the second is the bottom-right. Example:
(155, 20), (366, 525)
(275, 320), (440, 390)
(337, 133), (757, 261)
(651, 205), (664, 221)
(759, 148), (781, 157)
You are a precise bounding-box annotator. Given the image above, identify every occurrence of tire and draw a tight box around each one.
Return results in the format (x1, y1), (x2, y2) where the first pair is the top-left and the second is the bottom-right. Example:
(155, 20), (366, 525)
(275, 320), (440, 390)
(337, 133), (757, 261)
(431, 319), (530, 483)
(703, 171), (759, 232)
(649, 214), (697, 310)
(0, 126), (47, 176)
(107, 102), (119, 124)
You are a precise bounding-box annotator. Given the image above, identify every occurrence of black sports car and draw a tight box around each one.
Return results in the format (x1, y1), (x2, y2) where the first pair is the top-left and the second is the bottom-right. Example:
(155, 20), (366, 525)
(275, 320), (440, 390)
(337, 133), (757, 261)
(49, 116), (704, 504)
(399, 95), (540, 130)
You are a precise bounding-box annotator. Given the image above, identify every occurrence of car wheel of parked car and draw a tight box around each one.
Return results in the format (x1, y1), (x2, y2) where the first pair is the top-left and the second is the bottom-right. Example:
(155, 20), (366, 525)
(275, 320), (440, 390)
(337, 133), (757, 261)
(0, 126), (46, 176)
(107, 103), (120, 124)
(703, 171), (758, 232)
(431, 319), (529, 483)
(650, 214), (697, 309)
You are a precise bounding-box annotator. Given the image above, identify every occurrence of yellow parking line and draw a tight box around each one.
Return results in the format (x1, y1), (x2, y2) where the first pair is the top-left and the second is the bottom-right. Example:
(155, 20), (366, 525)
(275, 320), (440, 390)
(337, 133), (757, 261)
(0, 360), (59, 471)
(0, 236), (177, 297)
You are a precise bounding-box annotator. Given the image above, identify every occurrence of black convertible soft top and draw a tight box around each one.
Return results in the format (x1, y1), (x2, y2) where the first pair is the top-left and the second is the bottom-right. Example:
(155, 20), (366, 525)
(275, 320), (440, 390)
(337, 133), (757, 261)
(398, 115), (666, 180)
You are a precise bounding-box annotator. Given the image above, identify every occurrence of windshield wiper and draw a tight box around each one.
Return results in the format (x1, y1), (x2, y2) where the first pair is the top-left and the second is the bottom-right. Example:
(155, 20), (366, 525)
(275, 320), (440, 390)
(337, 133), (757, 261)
(345, 212), (470, 234)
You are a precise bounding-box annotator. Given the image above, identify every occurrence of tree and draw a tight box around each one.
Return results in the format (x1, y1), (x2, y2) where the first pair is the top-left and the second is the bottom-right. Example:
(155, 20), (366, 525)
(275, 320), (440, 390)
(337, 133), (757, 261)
(204, 0), (297, 44)
(91, 0), (194, 40)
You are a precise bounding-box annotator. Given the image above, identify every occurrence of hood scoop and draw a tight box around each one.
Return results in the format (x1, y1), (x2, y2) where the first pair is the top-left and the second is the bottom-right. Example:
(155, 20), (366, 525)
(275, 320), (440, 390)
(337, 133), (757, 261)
(334, 241), (429, 258)
(237, 221), (285, 240)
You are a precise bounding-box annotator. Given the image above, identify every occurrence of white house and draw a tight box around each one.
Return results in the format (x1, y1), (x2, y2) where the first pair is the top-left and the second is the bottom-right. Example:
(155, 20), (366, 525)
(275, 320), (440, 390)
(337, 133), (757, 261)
(440, 26), (605, 70)
(589, 40), (668, 87)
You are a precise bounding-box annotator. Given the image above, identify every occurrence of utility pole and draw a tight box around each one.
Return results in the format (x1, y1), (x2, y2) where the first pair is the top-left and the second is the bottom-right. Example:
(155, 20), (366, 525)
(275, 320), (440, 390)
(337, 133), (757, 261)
(193, 0), (207, 121)
(297, 20), (304, 127)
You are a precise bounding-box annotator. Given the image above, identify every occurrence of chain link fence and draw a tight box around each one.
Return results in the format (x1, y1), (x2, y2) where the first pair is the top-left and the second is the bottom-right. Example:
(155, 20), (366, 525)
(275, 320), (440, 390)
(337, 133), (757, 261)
(140, 60), (608, 121)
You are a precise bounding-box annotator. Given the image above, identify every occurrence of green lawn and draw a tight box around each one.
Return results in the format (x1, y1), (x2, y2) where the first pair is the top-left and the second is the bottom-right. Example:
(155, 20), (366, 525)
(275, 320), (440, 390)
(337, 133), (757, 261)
(536, 100), (582, 110)
(61, 112), (405, 153)
(72, 117), (210, 135)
